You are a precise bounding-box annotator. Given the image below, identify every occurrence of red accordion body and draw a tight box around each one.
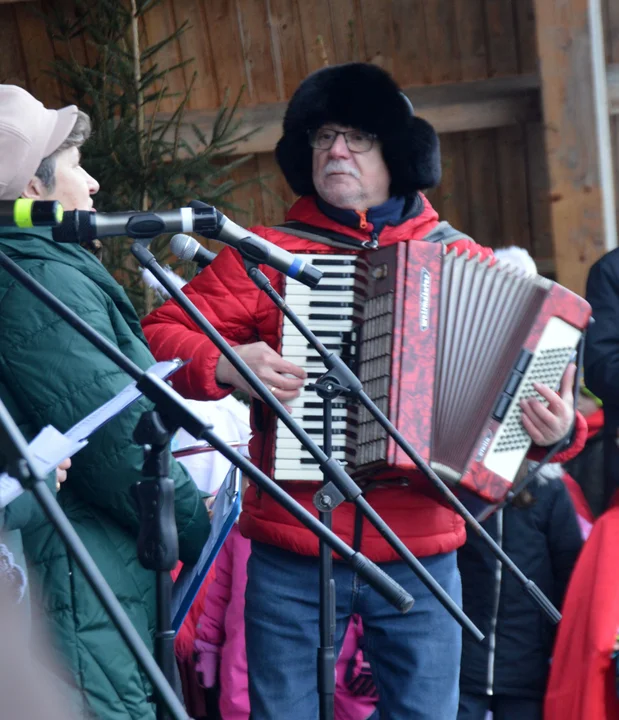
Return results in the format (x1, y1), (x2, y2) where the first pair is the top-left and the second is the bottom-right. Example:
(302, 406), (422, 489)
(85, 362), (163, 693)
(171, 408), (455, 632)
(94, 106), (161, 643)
(272, 242), (591, 509)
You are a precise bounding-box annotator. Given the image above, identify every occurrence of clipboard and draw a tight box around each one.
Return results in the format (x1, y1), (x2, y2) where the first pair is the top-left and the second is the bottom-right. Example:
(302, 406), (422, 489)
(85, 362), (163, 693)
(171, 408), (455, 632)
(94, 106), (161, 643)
(171, 464), (242, 631)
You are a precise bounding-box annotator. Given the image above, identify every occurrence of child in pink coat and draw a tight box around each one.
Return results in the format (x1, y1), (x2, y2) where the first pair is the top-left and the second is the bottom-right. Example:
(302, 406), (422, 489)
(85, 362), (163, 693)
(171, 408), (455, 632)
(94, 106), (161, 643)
(195, 524), (378, 720)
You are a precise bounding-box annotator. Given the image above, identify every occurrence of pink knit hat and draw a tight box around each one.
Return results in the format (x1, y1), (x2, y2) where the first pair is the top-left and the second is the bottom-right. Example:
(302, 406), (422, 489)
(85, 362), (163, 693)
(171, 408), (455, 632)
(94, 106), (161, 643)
(0, 85), (78, 200)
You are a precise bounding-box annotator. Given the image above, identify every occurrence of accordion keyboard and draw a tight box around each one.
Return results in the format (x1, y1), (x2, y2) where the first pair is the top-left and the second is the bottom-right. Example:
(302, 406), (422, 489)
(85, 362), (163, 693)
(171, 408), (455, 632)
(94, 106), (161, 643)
(274, 255), (368, 481)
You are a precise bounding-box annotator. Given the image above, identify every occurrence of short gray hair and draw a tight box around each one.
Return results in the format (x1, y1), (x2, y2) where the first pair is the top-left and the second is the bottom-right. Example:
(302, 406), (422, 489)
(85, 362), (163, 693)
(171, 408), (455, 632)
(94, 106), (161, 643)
(34, 110), (91, 191)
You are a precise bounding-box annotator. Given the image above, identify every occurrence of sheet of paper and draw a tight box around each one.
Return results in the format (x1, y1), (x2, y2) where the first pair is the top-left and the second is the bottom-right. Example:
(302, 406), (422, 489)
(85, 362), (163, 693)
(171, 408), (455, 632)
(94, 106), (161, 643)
(65, 359), (183, 443)
(0, 426), (87, 508)
(0, 359), (184, 509)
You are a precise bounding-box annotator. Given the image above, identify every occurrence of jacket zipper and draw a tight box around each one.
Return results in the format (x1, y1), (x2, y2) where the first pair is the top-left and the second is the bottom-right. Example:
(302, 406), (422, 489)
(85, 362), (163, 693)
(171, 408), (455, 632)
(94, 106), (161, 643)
(366, 231), (379, 249)
(486, 509), (503, 695)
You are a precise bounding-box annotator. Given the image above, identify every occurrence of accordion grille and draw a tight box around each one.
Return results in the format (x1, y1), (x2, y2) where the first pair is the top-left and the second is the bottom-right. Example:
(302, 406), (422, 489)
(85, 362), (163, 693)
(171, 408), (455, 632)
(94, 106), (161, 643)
(430, 250), (550, 475)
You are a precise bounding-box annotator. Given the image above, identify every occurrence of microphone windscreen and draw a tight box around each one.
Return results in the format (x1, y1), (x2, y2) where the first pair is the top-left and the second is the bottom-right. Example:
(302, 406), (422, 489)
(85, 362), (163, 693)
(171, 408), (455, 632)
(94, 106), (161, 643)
(170, 233), (199, 262)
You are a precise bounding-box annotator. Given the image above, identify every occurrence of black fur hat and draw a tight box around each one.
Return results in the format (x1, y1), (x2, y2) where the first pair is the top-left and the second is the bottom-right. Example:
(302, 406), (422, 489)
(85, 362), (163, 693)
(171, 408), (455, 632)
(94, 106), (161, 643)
(275, 63), (441, 198)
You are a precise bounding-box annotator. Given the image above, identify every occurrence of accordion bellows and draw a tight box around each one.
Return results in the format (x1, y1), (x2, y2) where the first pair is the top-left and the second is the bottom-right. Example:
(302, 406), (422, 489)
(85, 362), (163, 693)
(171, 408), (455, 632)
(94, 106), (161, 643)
(273, 243), (591, 507)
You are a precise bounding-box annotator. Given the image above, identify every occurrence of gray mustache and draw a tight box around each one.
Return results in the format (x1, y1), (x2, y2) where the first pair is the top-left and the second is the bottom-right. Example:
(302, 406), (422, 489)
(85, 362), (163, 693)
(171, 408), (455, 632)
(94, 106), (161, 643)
(322, 161), (360, 179)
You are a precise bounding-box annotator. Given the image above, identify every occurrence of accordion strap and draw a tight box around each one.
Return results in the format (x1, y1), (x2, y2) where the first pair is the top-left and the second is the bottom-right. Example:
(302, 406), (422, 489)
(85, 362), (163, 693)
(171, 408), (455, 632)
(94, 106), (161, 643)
(272, 219), (473, 249)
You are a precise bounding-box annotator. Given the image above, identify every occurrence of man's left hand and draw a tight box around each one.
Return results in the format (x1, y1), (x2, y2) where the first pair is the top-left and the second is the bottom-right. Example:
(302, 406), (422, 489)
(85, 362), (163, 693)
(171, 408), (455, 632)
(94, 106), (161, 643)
(520, 363), (576, 447)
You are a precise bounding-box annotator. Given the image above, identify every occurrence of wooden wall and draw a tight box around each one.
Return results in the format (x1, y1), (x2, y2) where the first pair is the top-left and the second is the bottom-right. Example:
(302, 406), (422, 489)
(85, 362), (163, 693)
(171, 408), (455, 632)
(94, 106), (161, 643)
(1, 0), (619, 280)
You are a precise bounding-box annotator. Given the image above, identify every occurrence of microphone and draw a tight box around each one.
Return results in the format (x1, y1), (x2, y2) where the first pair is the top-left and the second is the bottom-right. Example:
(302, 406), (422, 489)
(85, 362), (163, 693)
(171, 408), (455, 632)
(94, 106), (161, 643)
(0, 199), (64, 228)
(188, 200), (323, 289)
(170, 233), (217, 269)
(52, 205), (219, 245)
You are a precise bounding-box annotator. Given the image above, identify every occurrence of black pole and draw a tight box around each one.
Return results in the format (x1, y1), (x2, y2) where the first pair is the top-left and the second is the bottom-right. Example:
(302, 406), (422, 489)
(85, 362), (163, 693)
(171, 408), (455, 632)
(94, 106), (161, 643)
(317, 395), (336, 720)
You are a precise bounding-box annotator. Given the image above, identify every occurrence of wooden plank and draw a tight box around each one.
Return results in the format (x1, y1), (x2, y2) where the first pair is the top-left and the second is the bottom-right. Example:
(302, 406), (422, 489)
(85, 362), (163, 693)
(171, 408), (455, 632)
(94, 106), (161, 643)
(391, 0), (430, 85)
(266, 0), (307, 99)
(221, 155), (266, 228)
(463, 129), (502, 247)
(256, 153), (297, 226)
(481, 2), (529, 253)
(422, 0), (461, 84)
(534, 0), (617, 295)
(167, 73), (542, 155)
(142, 0), (187, 114)
(13, 2), (60, 107)
(199, 0), (247, 107)
(495, 124), (532, 250)
(235, 0), (279, 104)
(513, 0), (537, 74)
(358, 0), (393, 72)
(0, 5), (28, 86)
(524, 121), (553, 265)
(297, 0), (336, 71)
(455, 0), (488, 82)
(171, 0), (220, 109)
(328, 0), (366, 65)
(484, 0), (519, 77)
(431, 132), (471, 233)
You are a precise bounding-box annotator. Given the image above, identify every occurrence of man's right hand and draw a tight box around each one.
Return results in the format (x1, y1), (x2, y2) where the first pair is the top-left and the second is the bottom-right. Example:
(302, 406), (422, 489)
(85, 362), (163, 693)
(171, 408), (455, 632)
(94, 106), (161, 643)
(215, 341), (306, 403)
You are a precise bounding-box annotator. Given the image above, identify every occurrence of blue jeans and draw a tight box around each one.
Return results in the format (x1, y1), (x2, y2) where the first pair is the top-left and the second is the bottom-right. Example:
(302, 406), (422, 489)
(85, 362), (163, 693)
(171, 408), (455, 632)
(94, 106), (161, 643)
(245, 541), (462, 720)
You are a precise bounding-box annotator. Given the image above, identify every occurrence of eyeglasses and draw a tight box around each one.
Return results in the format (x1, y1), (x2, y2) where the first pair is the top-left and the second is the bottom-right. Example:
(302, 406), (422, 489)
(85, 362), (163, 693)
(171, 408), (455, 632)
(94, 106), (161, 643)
(308, 128), (377, 153)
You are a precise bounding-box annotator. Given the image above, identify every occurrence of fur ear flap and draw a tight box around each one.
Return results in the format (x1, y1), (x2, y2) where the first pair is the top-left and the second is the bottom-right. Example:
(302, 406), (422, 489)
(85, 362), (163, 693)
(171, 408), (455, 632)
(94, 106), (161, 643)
(275, 63), (441, 197)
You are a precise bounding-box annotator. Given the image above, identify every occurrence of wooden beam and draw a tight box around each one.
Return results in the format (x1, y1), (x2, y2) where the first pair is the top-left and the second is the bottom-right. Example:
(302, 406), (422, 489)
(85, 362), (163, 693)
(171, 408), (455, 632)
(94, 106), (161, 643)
(534, 0), (617, 297)
(164, 73), (542, 156)
(167, 67), (619, 157)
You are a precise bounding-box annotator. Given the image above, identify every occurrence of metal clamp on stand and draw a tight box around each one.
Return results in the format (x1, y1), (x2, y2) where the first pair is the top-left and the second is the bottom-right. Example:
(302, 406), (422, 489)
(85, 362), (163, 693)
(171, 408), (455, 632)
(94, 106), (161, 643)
(132, 410), (179, 720)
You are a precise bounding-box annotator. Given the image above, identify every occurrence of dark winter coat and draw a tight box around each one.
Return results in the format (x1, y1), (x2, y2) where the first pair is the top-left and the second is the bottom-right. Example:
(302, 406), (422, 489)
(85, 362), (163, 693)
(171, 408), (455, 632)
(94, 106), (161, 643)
(585, 249), (619, 507)
(458, 471), (583, 700)
(0, 227), (210, 719)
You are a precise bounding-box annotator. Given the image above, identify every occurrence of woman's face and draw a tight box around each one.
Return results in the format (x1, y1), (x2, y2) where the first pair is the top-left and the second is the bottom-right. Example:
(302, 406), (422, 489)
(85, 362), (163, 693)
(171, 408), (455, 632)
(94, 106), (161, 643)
(23, 146), (99, 212)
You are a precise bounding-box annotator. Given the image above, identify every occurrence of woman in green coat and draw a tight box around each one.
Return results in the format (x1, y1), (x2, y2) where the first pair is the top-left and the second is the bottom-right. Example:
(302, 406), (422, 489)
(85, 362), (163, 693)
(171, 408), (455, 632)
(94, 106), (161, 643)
(0, 85), (211, 719)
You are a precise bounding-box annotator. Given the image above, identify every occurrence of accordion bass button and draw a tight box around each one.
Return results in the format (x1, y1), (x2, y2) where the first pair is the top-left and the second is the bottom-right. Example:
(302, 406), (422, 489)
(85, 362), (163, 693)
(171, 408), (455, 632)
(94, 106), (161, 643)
(515, 349), (533, 373)
(504, 370), (522, 396)
(492, 393), (511, 422)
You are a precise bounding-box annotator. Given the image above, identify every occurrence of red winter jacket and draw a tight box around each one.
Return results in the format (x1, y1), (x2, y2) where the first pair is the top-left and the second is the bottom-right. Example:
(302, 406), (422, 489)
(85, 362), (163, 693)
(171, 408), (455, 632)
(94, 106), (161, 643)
(142, 195), (587, 562)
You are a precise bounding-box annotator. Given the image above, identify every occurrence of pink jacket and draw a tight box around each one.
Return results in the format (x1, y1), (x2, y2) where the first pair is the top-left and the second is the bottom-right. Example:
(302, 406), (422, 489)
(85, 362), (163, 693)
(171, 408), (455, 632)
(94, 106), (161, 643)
(195, 524), (377, 720)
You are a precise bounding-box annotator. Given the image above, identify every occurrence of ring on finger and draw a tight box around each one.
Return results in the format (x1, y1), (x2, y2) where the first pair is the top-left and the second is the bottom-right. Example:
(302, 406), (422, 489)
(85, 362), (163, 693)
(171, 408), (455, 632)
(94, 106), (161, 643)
(270, 386), (277, 394)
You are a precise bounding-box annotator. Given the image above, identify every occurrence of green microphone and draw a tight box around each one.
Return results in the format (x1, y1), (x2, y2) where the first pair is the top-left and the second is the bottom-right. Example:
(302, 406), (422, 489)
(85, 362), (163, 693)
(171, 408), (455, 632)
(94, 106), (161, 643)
(0, 199), (64, 227)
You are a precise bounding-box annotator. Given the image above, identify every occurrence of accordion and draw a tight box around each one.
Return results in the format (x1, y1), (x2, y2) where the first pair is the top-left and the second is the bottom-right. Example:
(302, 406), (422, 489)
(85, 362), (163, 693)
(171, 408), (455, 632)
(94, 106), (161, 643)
(270, 242), (591, 506)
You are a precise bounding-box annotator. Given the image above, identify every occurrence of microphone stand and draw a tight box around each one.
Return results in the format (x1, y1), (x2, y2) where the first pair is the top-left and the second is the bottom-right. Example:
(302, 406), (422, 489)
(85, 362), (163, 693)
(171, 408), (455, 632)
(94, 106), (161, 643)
(0, 242), (414, 621)
(130, 243), (477, 619)
(0, 400), (190, 720)
(239, 262), (563, 626)
(133, 247), (481, 720)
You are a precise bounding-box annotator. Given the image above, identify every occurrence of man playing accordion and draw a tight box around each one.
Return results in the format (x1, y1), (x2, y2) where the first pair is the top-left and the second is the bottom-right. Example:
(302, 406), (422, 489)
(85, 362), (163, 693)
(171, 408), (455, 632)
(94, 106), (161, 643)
(143, 63), (587, 719)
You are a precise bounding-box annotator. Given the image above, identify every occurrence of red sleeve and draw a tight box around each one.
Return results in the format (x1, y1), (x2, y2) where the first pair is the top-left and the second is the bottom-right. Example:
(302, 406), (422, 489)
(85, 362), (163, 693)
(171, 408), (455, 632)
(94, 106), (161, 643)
(527, 410), (588, 464)
(142, 246), (263, 401)
(445, 237), (495, 263)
